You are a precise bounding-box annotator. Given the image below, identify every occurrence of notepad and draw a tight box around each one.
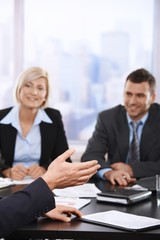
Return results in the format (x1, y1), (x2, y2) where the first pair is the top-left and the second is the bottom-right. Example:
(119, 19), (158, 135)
(0, 177), (14, 189)
(55, 197), (91, 210)
(97, 189), (152, 205)
(53, 183), (101, 197)
(81, 210), (160, 232)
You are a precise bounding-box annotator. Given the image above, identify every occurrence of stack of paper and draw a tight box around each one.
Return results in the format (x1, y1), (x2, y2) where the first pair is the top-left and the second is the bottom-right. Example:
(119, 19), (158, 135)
(53, 183), (101, 197)
(12, 176), (34, 185)
(0, 177), (14, 189)
(55, 197), (91, 210)
(0, 176), (34, 189)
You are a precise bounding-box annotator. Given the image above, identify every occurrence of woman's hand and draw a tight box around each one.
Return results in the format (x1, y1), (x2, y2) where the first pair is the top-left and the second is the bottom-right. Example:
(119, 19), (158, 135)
(2, 164), (28, 180)
(28, 165), (46, 179)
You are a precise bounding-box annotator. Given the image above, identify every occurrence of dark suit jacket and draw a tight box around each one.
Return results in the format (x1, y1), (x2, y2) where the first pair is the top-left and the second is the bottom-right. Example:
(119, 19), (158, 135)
(0, 177), (55, 238)
(0, 107), (70, 172)
(81, 103), (160, 178)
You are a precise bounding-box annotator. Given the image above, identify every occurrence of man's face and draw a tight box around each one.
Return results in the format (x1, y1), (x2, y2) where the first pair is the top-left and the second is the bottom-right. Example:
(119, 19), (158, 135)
(123, 80), (156, 121)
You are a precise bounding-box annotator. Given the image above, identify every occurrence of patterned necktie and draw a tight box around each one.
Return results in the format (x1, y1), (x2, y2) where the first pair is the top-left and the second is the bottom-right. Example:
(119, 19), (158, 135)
(127, 121), (141, 164)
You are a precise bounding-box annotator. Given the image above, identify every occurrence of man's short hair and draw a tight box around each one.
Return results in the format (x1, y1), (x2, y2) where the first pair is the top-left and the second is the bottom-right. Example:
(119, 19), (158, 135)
(126, 68), (156, 94)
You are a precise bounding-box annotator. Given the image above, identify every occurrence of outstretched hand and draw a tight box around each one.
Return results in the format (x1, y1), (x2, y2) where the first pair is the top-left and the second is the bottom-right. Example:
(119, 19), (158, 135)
(42, 148), (100, 190)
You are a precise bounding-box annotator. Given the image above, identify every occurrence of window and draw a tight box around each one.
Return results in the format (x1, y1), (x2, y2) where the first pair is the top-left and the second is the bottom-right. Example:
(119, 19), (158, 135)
(0, 0), (156, 146)
(0, 0), (14, 109)
(23, 0), (154, 142)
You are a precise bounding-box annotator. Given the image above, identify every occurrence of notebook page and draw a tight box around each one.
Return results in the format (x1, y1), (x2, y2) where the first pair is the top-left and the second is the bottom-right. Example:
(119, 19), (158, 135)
(81, 210), (160, 231)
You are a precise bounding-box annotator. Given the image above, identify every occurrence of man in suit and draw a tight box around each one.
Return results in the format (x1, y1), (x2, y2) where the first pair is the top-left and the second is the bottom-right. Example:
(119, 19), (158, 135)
(81, 68), (160, 186)
(0, 148), (100, 238)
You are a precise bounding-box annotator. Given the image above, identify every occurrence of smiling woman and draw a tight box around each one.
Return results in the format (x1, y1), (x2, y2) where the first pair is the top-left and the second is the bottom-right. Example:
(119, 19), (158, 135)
(18, 77), (47, 112)
(0, 66), (71, 180)
(15, 67), (50, 111)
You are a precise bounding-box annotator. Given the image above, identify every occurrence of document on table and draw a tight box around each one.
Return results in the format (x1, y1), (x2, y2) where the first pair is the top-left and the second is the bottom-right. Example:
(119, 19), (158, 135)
(53, 183), (101, 197)
(0, 177), (14, 189)
(0, 176), (34, 188)
(55, 197), (91, 210)
(81, 210), (160, 232)
(12, 176), (34, 185)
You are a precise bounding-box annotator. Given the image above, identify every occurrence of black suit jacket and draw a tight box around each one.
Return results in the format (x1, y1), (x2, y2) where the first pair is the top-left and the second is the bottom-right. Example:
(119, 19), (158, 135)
(0, 107), (70, 171)
(0, 177), (55, 238)
(82, 103), (160, 178)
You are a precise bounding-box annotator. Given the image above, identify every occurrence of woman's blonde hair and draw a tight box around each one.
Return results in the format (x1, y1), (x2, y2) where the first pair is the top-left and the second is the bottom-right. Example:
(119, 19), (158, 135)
(14, 66), (51, 108)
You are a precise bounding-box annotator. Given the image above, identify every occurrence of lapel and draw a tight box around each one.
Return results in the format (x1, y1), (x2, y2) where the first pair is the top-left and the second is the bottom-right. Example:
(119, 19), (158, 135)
(115, 108), (130, 162)
(140, 124), (155, 160)
(39, 122), (53, 163)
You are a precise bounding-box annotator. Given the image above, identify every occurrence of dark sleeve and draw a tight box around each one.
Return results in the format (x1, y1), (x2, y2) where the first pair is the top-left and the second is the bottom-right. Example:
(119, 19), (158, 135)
(0, 107), (16, 171)
(131, 161), (160, 178)
(0, 177), (55, 238)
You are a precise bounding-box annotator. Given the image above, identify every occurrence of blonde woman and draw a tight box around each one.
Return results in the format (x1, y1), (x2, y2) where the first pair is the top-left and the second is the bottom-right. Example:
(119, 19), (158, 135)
(0, 66), (70, 180)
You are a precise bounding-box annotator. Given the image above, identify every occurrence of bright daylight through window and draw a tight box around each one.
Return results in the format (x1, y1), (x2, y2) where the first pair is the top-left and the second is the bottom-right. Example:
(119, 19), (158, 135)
(0, 0), (155, 147)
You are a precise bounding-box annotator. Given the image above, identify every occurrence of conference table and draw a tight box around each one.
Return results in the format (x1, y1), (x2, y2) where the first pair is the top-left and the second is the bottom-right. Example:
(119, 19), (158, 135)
(1, 179), (160, 240)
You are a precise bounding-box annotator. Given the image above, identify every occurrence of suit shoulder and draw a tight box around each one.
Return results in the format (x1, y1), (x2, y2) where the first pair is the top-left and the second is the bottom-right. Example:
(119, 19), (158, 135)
(149, 103), (160, 116)
(99, 105), (125, 118)
(0, 107), (13, 120)
(150, 103), (160, 111)
(44, 107), (61, 120)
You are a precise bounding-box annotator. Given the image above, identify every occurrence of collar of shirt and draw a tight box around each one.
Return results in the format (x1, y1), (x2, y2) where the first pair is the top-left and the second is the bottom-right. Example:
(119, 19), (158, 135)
(126, 112), (149, 142)
(0, 106), (52, 133)
(126, 112), (149, 126)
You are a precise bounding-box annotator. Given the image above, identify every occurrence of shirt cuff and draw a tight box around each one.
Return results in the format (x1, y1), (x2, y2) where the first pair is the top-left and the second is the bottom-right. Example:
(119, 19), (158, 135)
(96, 168), (112, 180)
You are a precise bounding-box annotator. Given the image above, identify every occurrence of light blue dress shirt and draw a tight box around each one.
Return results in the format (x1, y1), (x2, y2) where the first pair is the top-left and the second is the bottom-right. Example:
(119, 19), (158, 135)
(0, 106), (52, 167)
(97, 112), (149, 179)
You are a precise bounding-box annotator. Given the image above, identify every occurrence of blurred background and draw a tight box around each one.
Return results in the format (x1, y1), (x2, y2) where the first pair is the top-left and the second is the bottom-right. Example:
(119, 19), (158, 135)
(0, 0), (160, 156)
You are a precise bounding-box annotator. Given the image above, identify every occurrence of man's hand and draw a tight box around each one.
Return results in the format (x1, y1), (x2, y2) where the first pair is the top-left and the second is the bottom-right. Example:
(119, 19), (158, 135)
(42, 148), (100, 190)
(111, 162), (134, 177)
(104, 169), (136, 186)
(45, 205), (82, 222)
